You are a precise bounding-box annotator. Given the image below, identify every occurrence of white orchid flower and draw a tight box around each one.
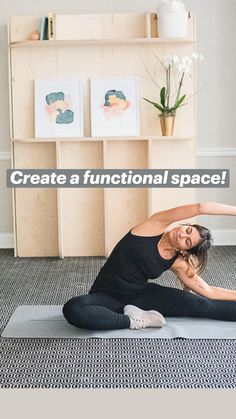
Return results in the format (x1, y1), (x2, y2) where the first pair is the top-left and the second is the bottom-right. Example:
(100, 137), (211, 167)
(178, 62), (190, 73)
(198, 53), (204, 61)
(163, 54), (180, 68)
(157, 0), (187, 13)
(143, 48), (202, 116)
(191, 52), (204, 62)
(181, 56), (192, 66)
(191, 52), (199, 61)
(163, 54), (174, 67)
(172, 55), (180, 65)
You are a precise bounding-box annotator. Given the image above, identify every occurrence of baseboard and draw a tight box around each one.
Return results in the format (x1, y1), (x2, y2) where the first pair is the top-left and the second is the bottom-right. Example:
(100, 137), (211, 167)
(0, 151), (11, 160)
(0, 233), (14, 248)
(211, 229), (236, 246)
(197, 147), (236, 157)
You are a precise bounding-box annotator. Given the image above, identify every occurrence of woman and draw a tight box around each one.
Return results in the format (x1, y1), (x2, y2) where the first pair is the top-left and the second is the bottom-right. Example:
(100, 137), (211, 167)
(63, 202), (236, 330)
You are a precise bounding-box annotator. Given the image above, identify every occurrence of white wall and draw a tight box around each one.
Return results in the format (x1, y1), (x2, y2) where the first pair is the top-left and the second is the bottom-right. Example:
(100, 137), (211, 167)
(0, 0), (236, 247)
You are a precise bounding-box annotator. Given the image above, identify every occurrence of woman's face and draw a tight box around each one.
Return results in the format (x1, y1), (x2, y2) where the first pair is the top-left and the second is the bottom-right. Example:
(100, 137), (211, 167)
(171, 225), (202, 251)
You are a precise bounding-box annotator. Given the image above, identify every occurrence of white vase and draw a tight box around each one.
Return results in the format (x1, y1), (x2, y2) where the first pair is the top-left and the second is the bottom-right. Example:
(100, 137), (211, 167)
(157, 11), (188, 38)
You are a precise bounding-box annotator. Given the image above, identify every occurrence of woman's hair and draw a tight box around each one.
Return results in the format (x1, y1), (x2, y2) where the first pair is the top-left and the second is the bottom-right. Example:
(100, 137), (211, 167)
(181, 224), (213, 275)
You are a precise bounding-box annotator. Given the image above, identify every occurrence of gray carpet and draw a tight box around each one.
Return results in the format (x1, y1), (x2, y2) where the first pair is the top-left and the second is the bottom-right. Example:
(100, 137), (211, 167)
(1, 247), (236, 389)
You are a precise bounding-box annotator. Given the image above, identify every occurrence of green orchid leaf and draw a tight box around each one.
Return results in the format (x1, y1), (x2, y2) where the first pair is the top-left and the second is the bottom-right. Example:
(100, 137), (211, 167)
(169, 95), (186, 113)
(173, 94), (186, 110)
(143, 97), (165, 113)
(176, 94), (186, 107)
(160, 87), (166, 107)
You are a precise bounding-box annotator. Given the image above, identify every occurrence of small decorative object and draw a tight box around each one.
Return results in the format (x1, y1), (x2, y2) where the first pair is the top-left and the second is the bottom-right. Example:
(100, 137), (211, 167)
(29, 30), (40, 41)
(143, 52), (203, 136)
(90, 77), (140, 137)
(34, 79), (84, 138)
(156, 0), (188, 38)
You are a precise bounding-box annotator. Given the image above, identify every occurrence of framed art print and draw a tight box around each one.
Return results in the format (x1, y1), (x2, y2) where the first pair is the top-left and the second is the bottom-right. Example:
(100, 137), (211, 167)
(90, 77), (140, 137)
(34, 79), (83, 138)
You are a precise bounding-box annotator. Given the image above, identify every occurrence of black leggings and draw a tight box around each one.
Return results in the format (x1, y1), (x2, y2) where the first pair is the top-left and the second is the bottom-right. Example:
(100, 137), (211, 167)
(62, 283), (236, 330)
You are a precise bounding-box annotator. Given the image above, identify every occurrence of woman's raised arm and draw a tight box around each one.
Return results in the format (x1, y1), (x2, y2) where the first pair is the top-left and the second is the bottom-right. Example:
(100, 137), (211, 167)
(148, 202), (236, 226)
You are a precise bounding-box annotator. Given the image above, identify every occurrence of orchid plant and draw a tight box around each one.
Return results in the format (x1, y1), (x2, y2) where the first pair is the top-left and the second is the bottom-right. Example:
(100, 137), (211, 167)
(143, 52), (203, 116)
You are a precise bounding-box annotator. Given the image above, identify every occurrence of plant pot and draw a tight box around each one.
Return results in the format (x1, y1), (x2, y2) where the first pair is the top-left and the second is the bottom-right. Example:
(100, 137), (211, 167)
(159, 114), (176, 136)
(157, 11), (188, 38)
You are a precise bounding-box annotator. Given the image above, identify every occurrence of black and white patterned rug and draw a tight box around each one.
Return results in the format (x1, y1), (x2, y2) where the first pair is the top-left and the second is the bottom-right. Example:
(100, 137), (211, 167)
(1, 247), (236, 389)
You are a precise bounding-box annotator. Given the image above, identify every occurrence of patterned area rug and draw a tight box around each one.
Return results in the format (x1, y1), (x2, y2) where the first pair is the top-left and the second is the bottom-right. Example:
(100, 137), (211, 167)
(1, 247), (236, 389)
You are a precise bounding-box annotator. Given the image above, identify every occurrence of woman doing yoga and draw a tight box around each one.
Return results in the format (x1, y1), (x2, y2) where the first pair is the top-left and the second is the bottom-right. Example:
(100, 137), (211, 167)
(63, 202), (236, 330)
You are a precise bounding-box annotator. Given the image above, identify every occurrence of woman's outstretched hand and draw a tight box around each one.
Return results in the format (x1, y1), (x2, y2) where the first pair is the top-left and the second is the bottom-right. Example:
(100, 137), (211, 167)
(199, 202), (236, 217)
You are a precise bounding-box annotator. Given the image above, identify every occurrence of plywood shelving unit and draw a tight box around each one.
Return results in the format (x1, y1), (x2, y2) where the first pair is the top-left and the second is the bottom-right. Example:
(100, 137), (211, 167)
(8, 13), (196, 257)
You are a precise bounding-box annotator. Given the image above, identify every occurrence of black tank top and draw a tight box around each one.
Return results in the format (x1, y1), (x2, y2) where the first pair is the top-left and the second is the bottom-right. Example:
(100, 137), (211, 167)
(89, 230), (179, 295)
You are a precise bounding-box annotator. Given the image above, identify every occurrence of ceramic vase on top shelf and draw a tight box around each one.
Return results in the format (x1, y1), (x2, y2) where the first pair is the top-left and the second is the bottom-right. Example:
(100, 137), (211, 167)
(156, 0), (189, 38)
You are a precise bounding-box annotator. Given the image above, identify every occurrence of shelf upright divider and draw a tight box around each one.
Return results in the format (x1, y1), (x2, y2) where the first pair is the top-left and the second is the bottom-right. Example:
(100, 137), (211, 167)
(56, 140), (64, 259)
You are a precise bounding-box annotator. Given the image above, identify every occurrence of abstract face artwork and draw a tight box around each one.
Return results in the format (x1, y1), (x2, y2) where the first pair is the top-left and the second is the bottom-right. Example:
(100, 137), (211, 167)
(102, 89), (130, 118)
(35, 80), (83, 138)
(91, 77), (140, 137)
(45, 92), (74, 124)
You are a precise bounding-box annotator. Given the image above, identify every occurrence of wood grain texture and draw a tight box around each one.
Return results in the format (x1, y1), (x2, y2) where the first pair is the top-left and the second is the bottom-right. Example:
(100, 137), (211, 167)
(9, 14), (196, 256)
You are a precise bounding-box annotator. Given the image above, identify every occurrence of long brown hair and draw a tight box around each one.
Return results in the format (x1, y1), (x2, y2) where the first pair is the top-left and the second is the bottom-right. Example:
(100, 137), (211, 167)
(181, 224), (213, 275)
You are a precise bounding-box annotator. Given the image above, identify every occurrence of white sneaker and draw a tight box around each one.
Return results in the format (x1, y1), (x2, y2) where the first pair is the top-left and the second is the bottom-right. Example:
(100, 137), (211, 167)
(124, 305), (166, 330)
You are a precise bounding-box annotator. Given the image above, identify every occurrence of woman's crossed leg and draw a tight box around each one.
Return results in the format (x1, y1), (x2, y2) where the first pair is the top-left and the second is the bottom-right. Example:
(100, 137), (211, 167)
(62, 292), (130, 330)
(63, 283), (236, 331)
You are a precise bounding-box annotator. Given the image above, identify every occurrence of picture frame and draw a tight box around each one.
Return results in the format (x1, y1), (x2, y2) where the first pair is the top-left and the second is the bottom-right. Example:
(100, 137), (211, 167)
(34, 79), (84, 138)
(90, 76), (140, 137)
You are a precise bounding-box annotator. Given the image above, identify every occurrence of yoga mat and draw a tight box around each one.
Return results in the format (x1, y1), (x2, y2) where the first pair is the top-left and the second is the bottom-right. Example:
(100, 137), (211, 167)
(2, 305), (236, 339)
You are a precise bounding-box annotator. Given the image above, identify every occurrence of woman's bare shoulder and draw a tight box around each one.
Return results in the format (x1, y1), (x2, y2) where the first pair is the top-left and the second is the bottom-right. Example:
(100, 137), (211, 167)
(171, 256), (187, 270)
(131, 203), (201, 236)
(131, 219), (169, 236)
(171, 255), (196, 277)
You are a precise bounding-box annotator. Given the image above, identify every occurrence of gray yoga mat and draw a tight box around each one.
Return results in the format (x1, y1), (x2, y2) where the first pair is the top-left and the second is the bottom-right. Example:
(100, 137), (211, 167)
(2, 305), (236, 339)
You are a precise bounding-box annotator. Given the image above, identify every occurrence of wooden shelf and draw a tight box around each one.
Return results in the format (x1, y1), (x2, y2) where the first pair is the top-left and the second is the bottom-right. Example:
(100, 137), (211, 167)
(12, 136), (193, 143)
(9, 13), (196, 257)
(9, 38), (195, 48)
